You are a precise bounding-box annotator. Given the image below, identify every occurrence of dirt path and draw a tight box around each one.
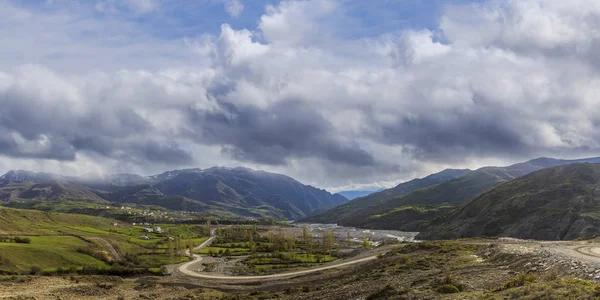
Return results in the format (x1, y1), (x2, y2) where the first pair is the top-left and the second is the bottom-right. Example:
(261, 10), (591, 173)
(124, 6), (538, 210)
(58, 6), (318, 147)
(170, 228), (378, 281)
(88, 237), (122, 260)
(177, 254), (377, 280)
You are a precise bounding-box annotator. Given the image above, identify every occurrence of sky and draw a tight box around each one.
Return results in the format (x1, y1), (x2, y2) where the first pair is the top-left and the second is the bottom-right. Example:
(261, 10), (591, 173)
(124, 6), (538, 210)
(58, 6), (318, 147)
(1, 0), (600, 192)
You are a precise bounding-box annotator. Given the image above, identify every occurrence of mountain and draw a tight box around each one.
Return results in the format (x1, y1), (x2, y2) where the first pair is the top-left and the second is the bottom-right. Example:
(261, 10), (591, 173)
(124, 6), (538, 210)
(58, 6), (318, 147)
(0, 167), (347, 220)
(0, 175), (106, 204)
(151, 167), (347, 219)
(0, 170), (63, 182)
(335, 190), (383, 200)
(417, 163), (600, 240)
(310, 157), (600, 230)
(303, 168), (471, 224)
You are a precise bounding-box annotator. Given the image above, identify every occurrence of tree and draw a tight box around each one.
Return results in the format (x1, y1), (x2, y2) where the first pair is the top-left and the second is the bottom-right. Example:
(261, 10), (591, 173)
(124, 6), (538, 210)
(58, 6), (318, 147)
(307, 232), (313, 256)
(205, 218), (211, 235)
(287, 234), (295, 251)
(328, 231), (335, 255)
(302, 225), (308, 246)
(188, 239), (194, 257)
(248, 230), (254, 253)
(347, 230), (351, 248)
(363, 237), (371, 248)
(168, 239), (175, 261)
(175, 238), (182, 257)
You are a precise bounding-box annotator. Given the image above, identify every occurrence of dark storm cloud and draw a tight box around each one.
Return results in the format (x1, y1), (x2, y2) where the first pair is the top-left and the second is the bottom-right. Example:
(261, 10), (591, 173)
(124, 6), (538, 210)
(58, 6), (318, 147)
(0, 132), (76, 161)
(374, 108), (529, 162)
(187, 98), (377, 167)
(0, 74), (192, 166)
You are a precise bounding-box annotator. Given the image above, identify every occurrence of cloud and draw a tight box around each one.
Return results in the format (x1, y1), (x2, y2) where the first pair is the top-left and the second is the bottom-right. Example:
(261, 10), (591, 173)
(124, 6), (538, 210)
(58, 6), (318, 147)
(259, 0), (338, 45)
(2, 0), (600, 190)
(224, 0), (244, 17)
(96, 0), (159, 14)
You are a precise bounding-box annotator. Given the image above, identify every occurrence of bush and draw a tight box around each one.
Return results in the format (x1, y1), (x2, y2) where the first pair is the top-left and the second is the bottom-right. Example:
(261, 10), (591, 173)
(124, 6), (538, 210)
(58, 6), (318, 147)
(397, 255), (412, 265)
(543, 266), (559, 281)
(14, 237), (31, 244)
(498, 272), (538, 291)
(436, 284), (460, 294)
(434, 274), (464, 294)
(95, 282), (114, 289)
(366, 285), (399, 300)
(29, 265), (42, 275)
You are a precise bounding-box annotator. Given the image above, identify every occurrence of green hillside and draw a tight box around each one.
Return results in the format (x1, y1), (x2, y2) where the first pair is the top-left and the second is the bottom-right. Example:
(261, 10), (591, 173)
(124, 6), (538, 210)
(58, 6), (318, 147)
(0, 167), (348, 220)
(0, 207), (205, 272)
(332, 157), (600, 230)
(303, 168), (470, 224)
(418, 163), (600, 240)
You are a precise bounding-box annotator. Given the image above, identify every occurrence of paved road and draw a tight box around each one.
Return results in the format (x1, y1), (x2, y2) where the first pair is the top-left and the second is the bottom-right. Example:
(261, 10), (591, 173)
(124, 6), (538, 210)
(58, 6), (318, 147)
(174, 229), (378, 280)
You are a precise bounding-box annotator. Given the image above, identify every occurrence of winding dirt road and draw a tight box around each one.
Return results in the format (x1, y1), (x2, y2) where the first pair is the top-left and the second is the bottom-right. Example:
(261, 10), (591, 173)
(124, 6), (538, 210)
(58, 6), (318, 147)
(173, 229), (378, 281)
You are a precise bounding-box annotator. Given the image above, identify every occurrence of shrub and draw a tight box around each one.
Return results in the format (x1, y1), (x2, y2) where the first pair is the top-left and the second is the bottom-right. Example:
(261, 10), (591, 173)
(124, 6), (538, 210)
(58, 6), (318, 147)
(498, 272), (538, 291)
(95, 282), (114, 289)
(14, 237), (31, 244)
(437, 284), (460, 294)
(29, 265), (42, 275)
(543, 266), (559, 281)
(366, 285), (399, 300)
(397, 255), (411, 265)
(434, 274), (464, 293)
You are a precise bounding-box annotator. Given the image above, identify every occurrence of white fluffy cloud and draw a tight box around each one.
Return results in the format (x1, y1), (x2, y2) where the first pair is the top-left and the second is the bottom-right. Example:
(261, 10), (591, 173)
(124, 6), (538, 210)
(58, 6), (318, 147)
(1, 0), (600, 190)
(224, 0), (244, 17)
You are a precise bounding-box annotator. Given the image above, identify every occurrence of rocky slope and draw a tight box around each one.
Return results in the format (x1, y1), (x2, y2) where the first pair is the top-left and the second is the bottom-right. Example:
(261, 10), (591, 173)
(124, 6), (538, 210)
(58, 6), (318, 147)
(418, 163), (600, 240)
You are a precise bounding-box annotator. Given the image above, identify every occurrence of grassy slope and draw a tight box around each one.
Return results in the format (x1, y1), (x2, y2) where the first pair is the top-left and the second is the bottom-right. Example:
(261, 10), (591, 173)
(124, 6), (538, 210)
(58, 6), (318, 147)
(0, 236), (108, 270)
(338, 157), (600, 230)
(418, 163), (600, 240)
(0, 207), (206, 271)
(304, 169), (471, 224)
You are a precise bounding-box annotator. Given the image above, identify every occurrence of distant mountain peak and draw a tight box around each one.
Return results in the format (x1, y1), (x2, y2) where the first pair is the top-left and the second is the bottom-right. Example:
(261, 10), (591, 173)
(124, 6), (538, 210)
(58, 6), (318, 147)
(0, 170), (63, 182)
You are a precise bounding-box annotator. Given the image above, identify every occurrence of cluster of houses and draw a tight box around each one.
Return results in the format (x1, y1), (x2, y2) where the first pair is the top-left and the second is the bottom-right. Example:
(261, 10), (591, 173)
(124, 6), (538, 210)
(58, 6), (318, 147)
(138, 225), (165, 240)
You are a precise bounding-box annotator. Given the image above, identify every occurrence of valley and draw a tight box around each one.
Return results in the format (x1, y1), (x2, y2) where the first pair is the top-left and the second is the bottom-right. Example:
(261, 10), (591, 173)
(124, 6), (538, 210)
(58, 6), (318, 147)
(6, 159), (600, 299)
(9, 236), (600, 299)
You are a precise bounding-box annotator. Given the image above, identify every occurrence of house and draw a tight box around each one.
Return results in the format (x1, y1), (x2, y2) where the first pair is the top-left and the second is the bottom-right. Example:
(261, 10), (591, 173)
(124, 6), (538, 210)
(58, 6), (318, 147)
(111, 222), (119, 227)
(140, 236), (150, 240)
(154, 226), (164, 233)
(144, 228), (154, 233)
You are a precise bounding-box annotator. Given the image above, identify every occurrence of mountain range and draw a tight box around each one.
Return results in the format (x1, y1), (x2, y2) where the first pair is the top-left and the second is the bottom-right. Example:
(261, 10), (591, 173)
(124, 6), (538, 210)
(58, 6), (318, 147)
(417, 163), (600, 240)
(335, 189), (384, 200)
(304, 157), (600, 231)
(304, 168), (471, 225)
(0, 167), (347, 220)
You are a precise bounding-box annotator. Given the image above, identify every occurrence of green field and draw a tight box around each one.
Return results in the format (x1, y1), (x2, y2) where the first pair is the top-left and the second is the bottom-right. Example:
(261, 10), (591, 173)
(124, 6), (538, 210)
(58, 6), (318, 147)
(196, 246), (251, 256)
(0, 207), (208, 273)
(0, 236), (108, 271)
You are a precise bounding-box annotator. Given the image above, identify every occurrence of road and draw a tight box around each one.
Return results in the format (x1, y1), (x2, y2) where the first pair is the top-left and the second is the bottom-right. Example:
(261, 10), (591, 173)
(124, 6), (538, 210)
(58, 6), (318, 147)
(174, 229), (378, 281)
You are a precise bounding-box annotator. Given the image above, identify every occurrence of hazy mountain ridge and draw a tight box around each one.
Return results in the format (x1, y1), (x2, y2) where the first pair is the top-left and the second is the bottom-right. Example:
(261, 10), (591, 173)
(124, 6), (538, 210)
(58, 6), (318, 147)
(0, 167), (347, 220)
(335, 190), (383, 200)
